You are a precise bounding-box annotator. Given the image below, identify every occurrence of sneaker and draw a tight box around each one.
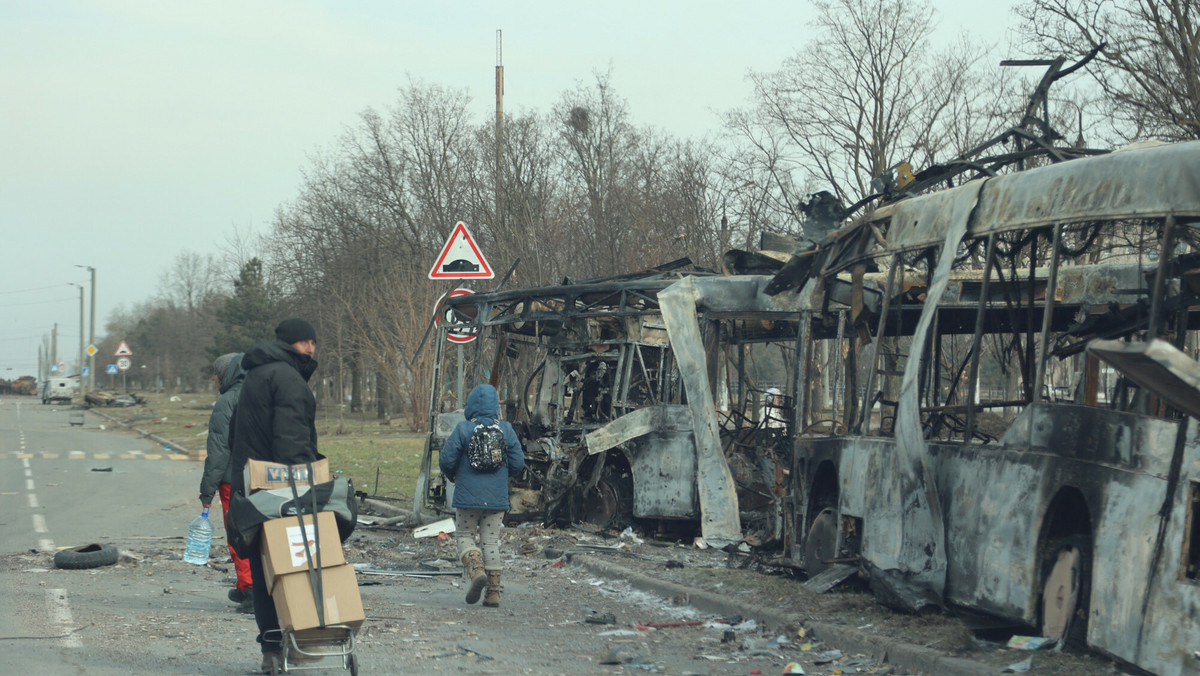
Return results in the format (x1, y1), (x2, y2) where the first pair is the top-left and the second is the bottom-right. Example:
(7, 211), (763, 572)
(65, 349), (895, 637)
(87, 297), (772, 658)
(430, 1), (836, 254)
(228, 588), (250, 604)
(260, 651), (280, 674)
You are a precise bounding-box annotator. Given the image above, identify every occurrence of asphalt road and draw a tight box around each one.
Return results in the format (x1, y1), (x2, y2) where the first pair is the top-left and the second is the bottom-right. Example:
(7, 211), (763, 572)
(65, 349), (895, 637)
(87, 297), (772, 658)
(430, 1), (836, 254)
(0, 398), (204, 674)
(4, 396), (876, 676)
(0, 396), (1124, 676)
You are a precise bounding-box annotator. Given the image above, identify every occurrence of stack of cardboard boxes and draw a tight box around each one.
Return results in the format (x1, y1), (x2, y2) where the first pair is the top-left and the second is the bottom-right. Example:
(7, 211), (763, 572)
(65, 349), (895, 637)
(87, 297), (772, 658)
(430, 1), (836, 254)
(247, 459), (365, 633)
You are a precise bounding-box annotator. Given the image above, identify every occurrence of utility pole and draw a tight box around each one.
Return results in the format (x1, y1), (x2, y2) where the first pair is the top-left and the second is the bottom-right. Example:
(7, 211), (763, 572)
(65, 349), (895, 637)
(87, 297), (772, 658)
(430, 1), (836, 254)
(72, 283), (84, 391)
(495, 29), (504, 233)
(51, 323), (58, 370)
(75, 265), (95, 395)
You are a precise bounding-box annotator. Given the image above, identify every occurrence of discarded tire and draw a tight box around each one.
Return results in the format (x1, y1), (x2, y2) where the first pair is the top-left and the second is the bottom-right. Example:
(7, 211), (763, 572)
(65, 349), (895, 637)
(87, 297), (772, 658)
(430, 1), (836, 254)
(53, 543), (119, 569)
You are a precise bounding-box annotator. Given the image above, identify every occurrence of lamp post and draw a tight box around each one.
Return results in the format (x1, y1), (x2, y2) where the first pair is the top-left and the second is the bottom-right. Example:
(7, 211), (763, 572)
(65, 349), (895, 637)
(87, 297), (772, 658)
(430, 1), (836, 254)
(74, 265), (95, 395)
(70, 283), (84, 396)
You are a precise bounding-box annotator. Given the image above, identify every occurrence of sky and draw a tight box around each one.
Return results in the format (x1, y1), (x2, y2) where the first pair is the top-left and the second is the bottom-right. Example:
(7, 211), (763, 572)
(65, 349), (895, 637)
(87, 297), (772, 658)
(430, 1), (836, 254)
(0, 0), (1020, 378)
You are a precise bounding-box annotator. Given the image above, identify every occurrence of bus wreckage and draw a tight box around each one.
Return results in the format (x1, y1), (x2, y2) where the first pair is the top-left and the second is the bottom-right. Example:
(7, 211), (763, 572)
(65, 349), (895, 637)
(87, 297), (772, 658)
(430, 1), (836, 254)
(417, 139), (1200, 674)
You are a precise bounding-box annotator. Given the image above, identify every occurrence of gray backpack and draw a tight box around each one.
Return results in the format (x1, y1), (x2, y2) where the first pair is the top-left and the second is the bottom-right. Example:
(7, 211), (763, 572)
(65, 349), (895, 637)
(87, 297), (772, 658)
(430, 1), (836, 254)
(466, 421), (506, 472)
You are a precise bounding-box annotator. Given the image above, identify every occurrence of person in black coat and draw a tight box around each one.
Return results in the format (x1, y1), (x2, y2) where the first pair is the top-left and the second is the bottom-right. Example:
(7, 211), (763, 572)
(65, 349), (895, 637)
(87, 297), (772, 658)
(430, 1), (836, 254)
(229, 318), (323, 671)
(439, 384), (524, 607)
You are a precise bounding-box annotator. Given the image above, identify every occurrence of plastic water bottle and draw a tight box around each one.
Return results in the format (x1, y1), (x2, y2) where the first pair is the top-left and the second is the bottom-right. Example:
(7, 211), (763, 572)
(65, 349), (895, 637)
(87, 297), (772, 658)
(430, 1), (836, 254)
(183, 508), (213, 565)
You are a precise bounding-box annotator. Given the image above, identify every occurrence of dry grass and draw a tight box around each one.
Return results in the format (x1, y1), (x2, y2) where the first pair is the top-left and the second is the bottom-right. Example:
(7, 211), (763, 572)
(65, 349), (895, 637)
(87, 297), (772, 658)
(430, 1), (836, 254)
(101, 392), (426, 501)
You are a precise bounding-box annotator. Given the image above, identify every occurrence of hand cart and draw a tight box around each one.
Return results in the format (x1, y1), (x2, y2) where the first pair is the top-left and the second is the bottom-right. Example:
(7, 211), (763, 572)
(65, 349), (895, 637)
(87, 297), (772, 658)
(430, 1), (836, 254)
(262, 463), (362, 675)
(262, 625), (359, 675)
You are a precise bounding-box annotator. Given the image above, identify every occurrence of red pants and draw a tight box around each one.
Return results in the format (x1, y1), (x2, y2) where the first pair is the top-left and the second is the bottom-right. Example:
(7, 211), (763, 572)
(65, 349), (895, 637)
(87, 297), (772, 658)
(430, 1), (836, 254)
(218, 482), (253, 591)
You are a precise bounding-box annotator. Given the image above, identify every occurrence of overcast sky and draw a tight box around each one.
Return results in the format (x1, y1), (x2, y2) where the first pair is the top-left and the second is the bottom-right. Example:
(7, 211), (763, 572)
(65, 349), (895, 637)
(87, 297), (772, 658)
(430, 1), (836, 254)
(0, 0), (1019, 378)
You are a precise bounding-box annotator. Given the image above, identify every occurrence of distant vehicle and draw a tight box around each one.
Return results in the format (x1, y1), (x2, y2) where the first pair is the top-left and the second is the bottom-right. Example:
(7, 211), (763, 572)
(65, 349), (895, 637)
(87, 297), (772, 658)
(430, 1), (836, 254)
(39, 377), (77, 404)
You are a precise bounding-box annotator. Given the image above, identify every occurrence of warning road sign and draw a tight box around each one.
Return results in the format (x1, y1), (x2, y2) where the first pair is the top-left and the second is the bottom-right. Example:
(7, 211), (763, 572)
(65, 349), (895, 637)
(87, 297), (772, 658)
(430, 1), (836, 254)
(428, 222), (494, 280)
(115, 341), (133, 356)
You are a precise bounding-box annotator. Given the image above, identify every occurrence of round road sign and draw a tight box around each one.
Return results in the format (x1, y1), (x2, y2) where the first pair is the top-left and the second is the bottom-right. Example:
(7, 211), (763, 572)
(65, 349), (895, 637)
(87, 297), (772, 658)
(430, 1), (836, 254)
(435, 288), (479, 344)
(117, 357), (132, 371)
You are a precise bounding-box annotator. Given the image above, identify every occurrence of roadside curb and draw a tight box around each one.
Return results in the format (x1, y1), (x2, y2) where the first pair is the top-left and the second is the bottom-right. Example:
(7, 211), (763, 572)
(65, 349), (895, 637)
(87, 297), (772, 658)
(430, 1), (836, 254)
(86, 406), (195, 458)
(571, 554), (996, 676)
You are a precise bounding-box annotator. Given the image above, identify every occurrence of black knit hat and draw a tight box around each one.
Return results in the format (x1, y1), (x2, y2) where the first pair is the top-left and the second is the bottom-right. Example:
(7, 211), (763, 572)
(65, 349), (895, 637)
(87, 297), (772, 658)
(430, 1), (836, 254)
(275, 318), (317, 344)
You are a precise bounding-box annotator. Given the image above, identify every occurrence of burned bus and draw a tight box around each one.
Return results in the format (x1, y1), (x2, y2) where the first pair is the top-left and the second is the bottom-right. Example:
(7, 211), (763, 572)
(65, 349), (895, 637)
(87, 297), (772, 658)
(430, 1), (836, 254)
(769, 139), (1200, 674)
(416, 139), (1200, 672)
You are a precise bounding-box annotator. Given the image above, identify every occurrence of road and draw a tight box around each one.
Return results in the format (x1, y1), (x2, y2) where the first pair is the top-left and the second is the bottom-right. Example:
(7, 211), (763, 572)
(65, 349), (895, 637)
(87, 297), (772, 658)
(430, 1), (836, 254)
(0, 396), (1124, 676)
(4, 396), (873, 676)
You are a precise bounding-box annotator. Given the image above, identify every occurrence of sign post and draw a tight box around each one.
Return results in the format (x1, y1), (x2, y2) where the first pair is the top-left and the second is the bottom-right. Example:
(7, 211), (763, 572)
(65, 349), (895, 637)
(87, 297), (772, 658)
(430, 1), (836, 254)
(433, 288), (478, 407)
(116, 342), (133, 392)
(429, 222), (494, 409)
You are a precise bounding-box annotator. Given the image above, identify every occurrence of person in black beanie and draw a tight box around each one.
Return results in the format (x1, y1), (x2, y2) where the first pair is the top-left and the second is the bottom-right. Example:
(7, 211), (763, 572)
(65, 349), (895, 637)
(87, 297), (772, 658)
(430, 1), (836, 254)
(229, 318), (323, 672)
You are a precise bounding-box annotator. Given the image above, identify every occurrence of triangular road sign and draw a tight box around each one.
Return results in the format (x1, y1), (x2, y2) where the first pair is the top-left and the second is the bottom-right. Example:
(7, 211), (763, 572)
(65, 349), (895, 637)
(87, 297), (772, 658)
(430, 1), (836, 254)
(115, 341), (133, 356)
(429, 222), (495, 280)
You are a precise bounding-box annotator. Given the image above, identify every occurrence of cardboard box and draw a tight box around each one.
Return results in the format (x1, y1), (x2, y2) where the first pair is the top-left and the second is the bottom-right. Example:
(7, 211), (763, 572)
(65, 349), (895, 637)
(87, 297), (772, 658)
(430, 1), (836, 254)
(271, 564), (364, 632)
(245, 457), (331, 493)
(261, 511), (345, 591)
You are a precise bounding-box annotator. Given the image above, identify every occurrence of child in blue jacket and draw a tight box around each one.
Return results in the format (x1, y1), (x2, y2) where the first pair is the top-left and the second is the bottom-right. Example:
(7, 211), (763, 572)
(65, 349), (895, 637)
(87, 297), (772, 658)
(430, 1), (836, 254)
(439, 384), (524, 606)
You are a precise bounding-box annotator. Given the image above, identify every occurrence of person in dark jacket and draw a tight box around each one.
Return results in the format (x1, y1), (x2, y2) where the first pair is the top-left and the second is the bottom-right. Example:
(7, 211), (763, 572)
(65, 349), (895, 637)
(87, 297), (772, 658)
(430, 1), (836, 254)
(439, 384), (524, 607)
(199, 352), (251, 611)
(229, 318), (323, 672)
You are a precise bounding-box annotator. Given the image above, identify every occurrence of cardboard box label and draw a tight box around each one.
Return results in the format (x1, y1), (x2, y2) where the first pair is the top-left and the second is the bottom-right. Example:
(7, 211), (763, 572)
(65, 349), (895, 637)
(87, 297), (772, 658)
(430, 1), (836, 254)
(245, 457), (331, 493)
(283, 522), (321, 567)
(261, 511), (345, 590)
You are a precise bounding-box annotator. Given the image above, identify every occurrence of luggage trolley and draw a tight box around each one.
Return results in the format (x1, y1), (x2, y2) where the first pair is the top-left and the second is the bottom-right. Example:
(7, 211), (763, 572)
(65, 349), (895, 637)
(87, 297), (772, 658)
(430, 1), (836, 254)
(262, 625), (359, 675)
(259, 461), (363, 675)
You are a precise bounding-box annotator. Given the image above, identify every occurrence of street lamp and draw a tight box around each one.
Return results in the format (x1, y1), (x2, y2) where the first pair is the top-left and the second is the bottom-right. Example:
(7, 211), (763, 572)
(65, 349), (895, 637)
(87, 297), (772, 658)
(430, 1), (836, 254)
(74, 265), (95, 395)
(69, 283), (84, 394)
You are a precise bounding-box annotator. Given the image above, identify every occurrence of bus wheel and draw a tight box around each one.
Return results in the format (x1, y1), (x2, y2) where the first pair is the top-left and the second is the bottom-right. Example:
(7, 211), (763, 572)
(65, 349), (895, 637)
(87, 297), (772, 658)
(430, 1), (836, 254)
(804, 508), (838, 576)
(580, 467), (633, 529)
(1041, 535), (1090, 644)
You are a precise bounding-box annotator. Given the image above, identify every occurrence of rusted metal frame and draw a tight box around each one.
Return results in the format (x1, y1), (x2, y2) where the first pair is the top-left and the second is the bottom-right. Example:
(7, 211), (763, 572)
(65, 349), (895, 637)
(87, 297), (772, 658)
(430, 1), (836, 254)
(612, 343), (630, 417)
(854, 254), (901, 434)
(1138, 216), (1177, 415)
(445, 278), (676, 315)
(842, 321), (858, 429)
(1024, 232), (1040, 401)
(738, 342), (746, 413)
(918, 250), (937, 412)
(1147, 216), (1176, 342)
(658, 346), (670, 404)
(964, 234), (998, 440)
(414, 318), (450, 518)
(632, 343), (658, 405)
(1033, 224), (1063, 401)
(794, 310), (812, 436)
(704, 317), (721, 417)
(830, 310), (845, 425)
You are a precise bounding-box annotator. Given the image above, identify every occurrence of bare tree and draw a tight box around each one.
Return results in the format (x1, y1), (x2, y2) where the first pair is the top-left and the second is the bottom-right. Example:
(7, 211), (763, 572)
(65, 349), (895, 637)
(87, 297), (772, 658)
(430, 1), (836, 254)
(1017, 0), (1200, 141)
(554, 71), (643, 277)
(733, 0), (999, 227)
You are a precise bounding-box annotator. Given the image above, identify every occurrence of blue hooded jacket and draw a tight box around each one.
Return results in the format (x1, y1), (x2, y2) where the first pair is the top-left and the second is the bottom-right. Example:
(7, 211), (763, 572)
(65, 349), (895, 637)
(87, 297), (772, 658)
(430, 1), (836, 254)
(439, 384), (524, 510)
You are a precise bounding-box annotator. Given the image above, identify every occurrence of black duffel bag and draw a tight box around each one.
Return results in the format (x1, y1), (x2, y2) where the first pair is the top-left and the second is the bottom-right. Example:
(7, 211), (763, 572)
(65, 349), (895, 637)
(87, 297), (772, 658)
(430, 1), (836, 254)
(226, 473), (357, 559)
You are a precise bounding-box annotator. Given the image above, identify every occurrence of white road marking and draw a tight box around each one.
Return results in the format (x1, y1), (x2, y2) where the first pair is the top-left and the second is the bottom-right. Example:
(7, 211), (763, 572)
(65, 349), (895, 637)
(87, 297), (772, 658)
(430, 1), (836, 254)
(38, 538), (54, 552)
(46, 589), (82, 648)
(25, 479), (35, 491)
(28, 493), (38, 508)
(32, 514), (47, 533)
(24, 468), (32, 477)
(21, 458), (30, 469)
